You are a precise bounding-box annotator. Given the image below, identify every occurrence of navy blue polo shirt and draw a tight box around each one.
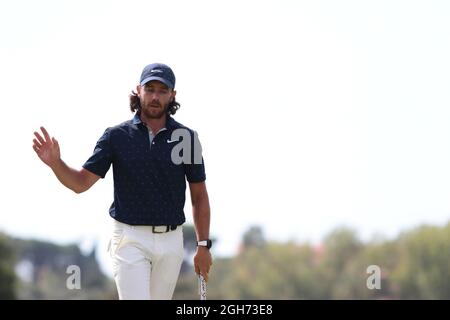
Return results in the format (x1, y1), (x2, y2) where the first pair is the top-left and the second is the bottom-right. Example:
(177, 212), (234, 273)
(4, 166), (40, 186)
(82, 113), (206, 226)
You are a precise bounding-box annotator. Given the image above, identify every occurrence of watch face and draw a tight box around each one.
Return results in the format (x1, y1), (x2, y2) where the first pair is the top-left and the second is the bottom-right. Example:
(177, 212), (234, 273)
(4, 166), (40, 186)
(198, 240), (212, 249)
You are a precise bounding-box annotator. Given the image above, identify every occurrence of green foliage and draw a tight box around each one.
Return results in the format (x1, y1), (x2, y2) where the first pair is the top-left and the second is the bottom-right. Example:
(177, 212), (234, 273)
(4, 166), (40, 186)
(242, 225), (267, 249)
(391, 223), (450, 299)
(174, 222), (450, 299)
(228, 244), (314, 299)
(0, 232), (17, 299)
(2, 221), (450, 299)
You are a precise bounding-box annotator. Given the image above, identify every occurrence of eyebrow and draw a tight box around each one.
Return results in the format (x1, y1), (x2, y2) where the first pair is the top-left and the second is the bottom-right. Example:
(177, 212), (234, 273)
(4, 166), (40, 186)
(145, 83), (169, 90)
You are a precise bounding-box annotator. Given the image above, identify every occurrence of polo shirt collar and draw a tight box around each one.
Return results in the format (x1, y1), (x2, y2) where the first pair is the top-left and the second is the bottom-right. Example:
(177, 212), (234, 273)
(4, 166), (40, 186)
(132, 112), (179, 130)
(132, 113), (142, 125)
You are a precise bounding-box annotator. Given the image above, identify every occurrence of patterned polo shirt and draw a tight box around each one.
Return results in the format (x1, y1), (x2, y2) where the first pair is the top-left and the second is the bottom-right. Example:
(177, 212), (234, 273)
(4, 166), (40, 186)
(82, 113), (206, 226)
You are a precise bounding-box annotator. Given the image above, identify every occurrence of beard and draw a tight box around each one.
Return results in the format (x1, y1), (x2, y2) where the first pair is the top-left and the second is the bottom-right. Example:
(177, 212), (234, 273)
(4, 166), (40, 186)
(141, 101), (169, 119)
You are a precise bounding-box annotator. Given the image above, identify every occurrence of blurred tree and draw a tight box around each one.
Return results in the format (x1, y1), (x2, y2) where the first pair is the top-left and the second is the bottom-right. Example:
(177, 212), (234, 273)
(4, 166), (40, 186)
(216, 242), (325, 299)
(350, 240), (398, 299)
(322, 227), (363, 272)
(391, 223), (450, 299)
(242, 225), (267, 249)
(0, 232), (17, 299)
(320, 227), (363, 298)
(174, 222), (450, 299)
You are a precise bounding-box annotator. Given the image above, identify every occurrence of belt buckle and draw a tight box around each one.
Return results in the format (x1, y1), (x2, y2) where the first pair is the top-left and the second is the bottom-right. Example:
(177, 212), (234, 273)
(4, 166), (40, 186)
(152, 226), (169, 233)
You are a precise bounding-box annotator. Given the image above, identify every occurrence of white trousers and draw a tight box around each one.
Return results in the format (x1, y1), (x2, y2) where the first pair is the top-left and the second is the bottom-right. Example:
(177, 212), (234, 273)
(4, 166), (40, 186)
(108, 219), (184, 300)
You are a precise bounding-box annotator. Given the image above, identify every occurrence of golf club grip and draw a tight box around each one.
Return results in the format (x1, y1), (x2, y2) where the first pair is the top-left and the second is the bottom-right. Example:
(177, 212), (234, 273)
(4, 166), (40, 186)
(198, 275), (207, 300)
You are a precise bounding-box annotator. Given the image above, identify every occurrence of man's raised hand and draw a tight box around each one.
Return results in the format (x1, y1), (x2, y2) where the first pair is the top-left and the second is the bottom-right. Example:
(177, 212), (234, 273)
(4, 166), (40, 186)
(32, 127), (61, 168)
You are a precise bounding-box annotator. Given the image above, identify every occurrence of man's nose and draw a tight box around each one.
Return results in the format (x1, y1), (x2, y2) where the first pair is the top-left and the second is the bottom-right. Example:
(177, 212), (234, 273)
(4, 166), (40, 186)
(151, 97), (161, 104)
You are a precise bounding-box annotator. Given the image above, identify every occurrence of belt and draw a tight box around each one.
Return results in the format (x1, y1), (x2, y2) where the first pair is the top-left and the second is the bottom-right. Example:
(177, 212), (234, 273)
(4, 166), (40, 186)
(152, 225), (178, 233)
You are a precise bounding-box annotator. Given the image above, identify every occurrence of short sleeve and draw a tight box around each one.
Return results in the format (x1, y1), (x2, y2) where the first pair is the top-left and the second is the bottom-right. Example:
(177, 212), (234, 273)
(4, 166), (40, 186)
(184, 130), (206, 183)
(82, 128), (113, 178)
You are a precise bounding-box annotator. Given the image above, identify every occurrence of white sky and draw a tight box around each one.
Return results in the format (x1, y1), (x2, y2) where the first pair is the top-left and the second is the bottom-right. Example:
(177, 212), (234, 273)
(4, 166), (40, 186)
(1, 0), (450, 276)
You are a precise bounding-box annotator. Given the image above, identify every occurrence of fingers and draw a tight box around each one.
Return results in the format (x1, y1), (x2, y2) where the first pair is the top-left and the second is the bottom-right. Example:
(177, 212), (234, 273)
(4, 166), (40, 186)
(34, 131), (45, 145)
(195, 264), (209, 281)
(33, 138), (42, 149)
(40, 126), (51, 143)
(52, 137), (59, 148)
(203, 265), (211, 281)
(195, 264), (211, 282)
(33, 127), (57, 150)
(194, 250), (212, 282)
(195, 264), (200, 276)
(32, 144), (40, 153)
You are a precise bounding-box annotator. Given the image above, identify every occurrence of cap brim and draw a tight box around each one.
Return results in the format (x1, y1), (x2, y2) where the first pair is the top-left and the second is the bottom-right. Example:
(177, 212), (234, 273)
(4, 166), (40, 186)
(140, 76), (174, 89)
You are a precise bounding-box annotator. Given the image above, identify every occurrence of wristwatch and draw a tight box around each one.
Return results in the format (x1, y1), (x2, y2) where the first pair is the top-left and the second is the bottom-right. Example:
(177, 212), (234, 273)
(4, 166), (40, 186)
(197, 239), (212, 249)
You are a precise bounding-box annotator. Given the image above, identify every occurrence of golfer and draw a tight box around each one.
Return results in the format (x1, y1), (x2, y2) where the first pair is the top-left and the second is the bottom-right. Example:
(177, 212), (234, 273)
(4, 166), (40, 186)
(32, 63), (212, 299)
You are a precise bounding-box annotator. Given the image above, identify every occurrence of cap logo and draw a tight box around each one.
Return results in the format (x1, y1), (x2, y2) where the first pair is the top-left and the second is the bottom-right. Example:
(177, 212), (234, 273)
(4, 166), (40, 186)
(150, 69), (163, 74)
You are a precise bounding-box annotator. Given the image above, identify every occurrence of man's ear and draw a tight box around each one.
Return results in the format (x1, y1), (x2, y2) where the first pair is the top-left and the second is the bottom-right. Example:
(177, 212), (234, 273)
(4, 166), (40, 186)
(136, 85), (141, 97)
(171, 90), (177, 102)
